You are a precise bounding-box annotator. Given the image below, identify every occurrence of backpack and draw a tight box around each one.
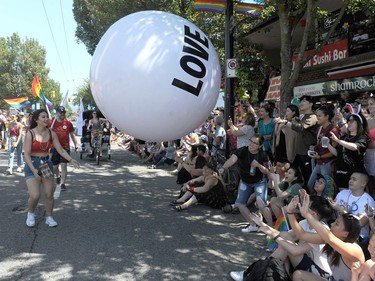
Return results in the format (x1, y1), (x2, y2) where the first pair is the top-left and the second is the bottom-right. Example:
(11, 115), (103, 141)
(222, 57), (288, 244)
(244, 257), (291, 281)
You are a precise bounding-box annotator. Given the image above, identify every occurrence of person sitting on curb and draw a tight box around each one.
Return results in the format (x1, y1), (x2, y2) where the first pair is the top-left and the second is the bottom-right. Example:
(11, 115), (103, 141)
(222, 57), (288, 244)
(351, 234), (375, 281)
(289, 194), (365, 281)
(267, 166), (304, 224)
(229, 195), (333, 281)
(328, 170), (375, 257)
(219, 134), (270, 233)
(169, 162), (227, 211)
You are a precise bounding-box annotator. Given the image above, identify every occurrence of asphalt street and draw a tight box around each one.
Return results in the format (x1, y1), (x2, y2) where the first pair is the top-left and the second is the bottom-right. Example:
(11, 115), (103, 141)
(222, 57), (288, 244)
(0, 144), (267, 281)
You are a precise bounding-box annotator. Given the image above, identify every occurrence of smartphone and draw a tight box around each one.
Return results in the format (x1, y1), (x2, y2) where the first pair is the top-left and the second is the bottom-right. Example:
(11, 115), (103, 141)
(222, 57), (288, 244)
(307, 150), (317, 156)
(321, 137), (329, 148)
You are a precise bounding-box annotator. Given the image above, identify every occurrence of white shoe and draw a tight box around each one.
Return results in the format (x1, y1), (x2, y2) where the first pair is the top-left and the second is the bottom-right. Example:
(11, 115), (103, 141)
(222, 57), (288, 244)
(170, 169), (179, 175)
(241, 224), (258, 233)
(230, 270), (244, 281)
(45, 216), (58, 227)
(6, 168), (12, 175)
(26, 212), (35, 227)
(16, 167), (23, 173)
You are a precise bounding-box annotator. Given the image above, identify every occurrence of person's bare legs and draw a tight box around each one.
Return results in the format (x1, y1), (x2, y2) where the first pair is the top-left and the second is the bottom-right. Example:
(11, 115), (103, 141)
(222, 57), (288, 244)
(176, 191), (193, 203)
(237, 203), (255, 225)
(256, 197), (273, 226)
(42, 178), (55, 216)
(60, 163), (68, 185)
(292, 270), (326, 281)
(178, 195), (198, 209)
(270, 196), (284, 218)
(26, 178), (42, 212)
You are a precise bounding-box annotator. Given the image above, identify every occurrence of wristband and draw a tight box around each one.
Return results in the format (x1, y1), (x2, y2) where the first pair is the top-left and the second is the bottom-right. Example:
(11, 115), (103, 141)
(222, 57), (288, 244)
(274, 234), (280, 240)
(284, 120), (288, 125)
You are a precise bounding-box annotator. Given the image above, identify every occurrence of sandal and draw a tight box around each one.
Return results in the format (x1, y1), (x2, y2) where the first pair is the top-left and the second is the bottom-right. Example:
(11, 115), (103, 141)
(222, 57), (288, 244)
(169, 200), (183, 206)
(174, 205), (187, 211)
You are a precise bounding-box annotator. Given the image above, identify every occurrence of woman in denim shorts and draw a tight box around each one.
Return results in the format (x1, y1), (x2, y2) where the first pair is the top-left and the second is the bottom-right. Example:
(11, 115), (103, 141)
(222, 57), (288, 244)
(23, 109), (80, 228)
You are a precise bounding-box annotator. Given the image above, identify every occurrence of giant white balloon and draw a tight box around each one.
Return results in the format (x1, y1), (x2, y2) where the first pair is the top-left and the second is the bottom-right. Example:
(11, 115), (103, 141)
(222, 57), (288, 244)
(90, 11), (221, 141)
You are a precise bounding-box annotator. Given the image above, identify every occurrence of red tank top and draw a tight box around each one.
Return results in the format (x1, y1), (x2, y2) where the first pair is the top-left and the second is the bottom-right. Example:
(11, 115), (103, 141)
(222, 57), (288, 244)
(30, 129), (53, 153)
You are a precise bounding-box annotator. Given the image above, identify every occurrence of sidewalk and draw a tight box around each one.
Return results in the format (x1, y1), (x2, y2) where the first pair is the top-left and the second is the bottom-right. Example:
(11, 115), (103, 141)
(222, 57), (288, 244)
(0, 145), (268, 281)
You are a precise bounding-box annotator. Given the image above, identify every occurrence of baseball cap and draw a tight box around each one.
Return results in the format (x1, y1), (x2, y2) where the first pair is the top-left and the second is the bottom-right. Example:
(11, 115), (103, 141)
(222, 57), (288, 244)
(199, 135), (208, 143)
(56, 106), (66, 113)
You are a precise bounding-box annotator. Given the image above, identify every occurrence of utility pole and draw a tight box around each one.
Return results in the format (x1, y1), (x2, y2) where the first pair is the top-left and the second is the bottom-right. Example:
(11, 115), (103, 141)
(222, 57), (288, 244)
(224, 0), (234, 128)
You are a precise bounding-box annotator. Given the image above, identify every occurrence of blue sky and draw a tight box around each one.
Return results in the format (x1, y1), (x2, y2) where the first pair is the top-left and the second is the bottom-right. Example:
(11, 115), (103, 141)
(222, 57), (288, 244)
(0, 0), (92, 99)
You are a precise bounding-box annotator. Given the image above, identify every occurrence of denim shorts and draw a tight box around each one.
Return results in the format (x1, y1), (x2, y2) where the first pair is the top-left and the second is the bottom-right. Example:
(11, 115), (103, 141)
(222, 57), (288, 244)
(24, 156), (54, 180)
(235, 179), (267, 205)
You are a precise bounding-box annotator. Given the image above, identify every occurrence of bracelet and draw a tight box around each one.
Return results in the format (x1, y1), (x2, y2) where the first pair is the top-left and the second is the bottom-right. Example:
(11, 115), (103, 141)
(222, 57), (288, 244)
(284, 120), (288, 125)
(189, 187), (195, 192)
(274, 234), (280, 240)
(319, 155), (322, 159)
(69, 158), (73, 163)
(287, 212), (294, 215)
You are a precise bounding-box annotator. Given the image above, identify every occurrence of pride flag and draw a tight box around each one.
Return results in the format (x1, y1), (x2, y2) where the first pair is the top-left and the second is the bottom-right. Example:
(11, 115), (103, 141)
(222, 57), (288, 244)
(31, 74), (43, 100)
(235, 1), (264, 15)
(31, 74), (53, 108)
(3, 96), (31, 110)
(194, 0), (226, 13)
(267, 209), (289, 252)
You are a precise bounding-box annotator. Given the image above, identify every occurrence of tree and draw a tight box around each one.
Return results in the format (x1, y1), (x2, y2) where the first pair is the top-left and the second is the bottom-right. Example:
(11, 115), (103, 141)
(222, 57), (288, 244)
(0, 33), (61, 109)
(73, 79), (96, 110)
(73, 0), (191, 55)
(73, 0), (267, 104)
(261, 0), (375, 110)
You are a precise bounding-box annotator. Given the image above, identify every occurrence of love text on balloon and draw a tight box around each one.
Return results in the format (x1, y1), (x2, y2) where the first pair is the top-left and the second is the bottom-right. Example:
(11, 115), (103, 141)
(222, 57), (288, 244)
(172, 25), (210, 97)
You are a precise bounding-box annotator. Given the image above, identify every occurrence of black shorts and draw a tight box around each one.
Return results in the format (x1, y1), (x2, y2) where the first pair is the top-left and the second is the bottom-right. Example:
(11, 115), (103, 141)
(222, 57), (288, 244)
(51, 148), (70, 165)
(295, 254), (331, 279)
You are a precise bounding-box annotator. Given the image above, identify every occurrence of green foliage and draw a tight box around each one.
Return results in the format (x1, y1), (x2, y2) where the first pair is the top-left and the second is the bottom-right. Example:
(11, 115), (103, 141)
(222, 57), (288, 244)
(73, 79), (96, 110)
(72, 0), (268, 104)
(0, 33), (62, 109)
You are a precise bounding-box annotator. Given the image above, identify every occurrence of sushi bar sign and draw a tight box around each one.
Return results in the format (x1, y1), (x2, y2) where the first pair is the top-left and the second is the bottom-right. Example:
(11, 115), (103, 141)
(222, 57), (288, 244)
(292, 39), (348, 69)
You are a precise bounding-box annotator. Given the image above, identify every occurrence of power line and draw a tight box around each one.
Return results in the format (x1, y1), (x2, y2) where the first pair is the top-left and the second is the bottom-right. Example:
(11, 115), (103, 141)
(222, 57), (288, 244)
(41, 0), (68, 83)
(59, 0), (75, 85)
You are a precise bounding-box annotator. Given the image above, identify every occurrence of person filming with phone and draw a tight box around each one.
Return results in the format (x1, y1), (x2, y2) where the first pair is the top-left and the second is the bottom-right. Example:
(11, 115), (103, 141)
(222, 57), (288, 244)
(306, 105), (340, 193)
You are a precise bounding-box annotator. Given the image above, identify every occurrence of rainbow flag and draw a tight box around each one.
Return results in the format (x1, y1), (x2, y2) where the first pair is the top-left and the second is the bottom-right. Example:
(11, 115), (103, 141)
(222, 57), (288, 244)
(31, 74), (53, 108)
(3, 96), (31, 110)
(235, 1), (264, 16)
(194, 0), (226, 13)
(31, 74), (43, 100)
(267, 209), (289, 252)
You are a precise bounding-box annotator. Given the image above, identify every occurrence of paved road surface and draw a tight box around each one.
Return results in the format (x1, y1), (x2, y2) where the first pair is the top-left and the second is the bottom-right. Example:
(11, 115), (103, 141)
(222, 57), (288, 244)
(0, 145), (267, 281)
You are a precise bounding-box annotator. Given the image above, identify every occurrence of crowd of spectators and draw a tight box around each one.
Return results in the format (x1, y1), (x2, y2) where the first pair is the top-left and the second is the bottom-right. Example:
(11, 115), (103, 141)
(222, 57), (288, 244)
(110, 90), (375, 281)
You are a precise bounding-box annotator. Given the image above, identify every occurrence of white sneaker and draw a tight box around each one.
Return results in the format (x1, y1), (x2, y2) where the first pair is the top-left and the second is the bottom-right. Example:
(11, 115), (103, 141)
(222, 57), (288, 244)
(26, 212), (35, 227)
(241, 224), (258, 233)
(45, 216), (58, 227)
(230, 270), (244, 281)
(16, 167), (23, 173)
(6, 168), (12, 175)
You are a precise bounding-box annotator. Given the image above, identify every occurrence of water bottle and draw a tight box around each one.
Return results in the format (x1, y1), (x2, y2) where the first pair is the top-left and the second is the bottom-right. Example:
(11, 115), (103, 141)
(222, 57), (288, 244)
(250, 166), (256, 176)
